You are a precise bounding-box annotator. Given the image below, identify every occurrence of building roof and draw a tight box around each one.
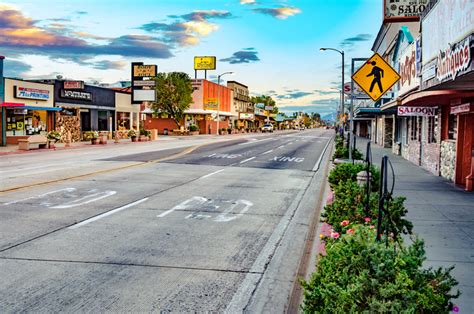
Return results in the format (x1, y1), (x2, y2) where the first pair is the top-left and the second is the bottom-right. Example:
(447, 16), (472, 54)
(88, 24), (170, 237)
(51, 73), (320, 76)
(227, 81), (248, 88)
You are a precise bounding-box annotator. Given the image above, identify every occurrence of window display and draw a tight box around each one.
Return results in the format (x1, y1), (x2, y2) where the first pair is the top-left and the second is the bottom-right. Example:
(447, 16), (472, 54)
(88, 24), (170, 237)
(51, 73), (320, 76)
(6, 109), (47, 136)
(117, 112), (131, 130)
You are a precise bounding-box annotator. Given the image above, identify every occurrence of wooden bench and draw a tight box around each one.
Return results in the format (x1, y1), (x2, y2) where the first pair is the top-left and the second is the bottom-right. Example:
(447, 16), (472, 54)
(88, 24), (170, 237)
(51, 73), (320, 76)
(18, 134), (48, 150)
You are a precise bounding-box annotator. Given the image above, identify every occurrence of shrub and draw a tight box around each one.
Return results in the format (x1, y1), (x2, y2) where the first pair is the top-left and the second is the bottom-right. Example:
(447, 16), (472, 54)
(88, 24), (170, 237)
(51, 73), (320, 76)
(302, 225), (459, 313)
(328, 162), (380, 191)
(323, 180), (412, 236)
(47, 130), (61, 141)
(83, 131), (98, 140)
(189, 124), (199, 132)
(127, 129), (137, 137)
(140, 129), (151, 137)
(333, 145), (364, 160)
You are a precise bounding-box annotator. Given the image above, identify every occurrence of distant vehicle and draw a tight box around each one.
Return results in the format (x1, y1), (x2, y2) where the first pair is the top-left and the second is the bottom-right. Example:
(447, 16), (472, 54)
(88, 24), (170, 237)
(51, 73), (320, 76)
(261, 124), (274, 133)
(299, 125), (306, 131)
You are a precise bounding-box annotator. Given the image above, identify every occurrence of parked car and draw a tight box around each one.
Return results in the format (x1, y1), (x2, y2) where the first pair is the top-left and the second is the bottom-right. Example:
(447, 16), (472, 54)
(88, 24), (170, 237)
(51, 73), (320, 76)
(261, 124), (274, 133)
(299, 125), (306, 131)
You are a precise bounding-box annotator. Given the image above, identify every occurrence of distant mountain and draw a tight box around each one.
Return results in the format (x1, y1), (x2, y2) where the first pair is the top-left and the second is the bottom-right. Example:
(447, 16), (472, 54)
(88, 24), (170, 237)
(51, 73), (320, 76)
(321, 112), (336, 122)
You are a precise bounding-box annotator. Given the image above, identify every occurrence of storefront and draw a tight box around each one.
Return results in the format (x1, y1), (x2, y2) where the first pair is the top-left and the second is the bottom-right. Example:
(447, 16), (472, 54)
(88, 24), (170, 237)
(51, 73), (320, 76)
(115, 90), (139, 134)
(54, 81), (115, 140)
(1, 79), (59, 144)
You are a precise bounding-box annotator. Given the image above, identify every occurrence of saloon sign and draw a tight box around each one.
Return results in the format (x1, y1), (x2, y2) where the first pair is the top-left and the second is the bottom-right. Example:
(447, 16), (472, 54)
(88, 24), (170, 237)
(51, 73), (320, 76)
(398, 106), (436, 116)
(384, 0), (429, 22)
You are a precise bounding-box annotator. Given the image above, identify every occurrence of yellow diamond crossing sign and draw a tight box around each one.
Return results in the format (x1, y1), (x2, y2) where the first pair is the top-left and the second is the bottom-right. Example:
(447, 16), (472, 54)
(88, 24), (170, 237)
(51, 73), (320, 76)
(351, 53), (400, 102)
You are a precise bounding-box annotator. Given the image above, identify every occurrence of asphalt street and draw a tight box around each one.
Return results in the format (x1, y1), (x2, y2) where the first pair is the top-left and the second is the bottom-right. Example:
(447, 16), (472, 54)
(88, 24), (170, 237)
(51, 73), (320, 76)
(0, 129), (333, 312)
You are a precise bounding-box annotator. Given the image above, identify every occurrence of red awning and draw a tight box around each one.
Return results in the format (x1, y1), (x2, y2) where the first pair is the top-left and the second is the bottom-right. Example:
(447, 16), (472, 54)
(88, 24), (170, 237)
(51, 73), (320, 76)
(401, 90), (474, 106)
(1, 102), (25, 107)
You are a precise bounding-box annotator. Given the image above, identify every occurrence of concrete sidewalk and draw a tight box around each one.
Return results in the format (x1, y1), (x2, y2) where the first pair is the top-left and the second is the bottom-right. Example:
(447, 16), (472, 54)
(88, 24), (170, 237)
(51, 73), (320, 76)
(356, 137), (474, 313)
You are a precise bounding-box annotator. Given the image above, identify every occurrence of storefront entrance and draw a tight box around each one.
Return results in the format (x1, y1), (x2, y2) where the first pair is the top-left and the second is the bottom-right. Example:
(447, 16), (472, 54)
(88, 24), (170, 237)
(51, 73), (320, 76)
(455, 113), (474, 188)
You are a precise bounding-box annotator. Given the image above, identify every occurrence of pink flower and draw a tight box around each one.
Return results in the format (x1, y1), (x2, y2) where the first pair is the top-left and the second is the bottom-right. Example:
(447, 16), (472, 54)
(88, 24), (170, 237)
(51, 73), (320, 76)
(330, 231), (340, 239)
(453, 305), (459, 312)
(346, 229), (354, 234)
(340, 220), (350, 227)
(369, 225), (375, 229)
(364, 217), (371, 223)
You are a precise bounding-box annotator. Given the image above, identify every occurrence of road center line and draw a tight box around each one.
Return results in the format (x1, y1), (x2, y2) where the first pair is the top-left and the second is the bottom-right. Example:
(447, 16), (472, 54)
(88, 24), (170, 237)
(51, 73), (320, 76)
(262, 149), (273, 155)
(240, 157), (256, 164)
(200, 169), (225, 179)
(68, 197), (149, 229)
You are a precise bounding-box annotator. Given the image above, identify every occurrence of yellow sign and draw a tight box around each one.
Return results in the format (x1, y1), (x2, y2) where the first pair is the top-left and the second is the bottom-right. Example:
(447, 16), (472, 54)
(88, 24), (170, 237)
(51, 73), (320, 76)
(194, 56), (216, 70)
(133, 65), (157, 77)
(351, 53), (400, 101)
(16, 121), (24, 130)
(206, 98), (218, 105)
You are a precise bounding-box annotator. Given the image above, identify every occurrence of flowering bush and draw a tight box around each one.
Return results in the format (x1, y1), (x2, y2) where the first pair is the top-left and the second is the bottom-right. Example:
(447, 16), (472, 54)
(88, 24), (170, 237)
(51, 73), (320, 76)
(328, 162), (380, 191)
(127, 129), (137, 138)
(46, 130), (61, 141)
(83, 131), (99, 140)
(302, 225), (459, 313)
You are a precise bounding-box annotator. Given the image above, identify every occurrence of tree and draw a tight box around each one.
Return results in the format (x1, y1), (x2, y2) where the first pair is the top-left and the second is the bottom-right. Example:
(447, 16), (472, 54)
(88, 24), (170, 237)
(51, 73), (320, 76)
(251, 95), (277, 113)
(151, 72), (193, 128)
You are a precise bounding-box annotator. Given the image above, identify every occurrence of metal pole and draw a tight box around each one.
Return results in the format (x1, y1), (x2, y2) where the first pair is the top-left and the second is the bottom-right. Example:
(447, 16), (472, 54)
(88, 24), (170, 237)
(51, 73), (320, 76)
(349, 59), (354, 161)
(216, 75), (220, 135)
(0, 56), (5, 147)
(341, 51), (345, 138)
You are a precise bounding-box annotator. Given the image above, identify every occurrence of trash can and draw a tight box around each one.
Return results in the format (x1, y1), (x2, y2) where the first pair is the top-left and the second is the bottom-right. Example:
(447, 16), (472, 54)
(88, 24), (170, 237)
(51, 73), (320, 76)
(163, 128), (168, 135)
(151, 129), (158, 141)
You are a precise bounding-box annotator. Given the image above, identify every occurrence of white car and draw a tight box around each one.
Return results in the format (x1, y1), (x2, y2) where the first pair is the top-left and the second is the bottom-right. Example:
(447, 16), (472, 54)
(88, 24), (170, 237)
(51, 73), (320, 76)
(261, 124), (274, 133)
(299, 125), (305, 131)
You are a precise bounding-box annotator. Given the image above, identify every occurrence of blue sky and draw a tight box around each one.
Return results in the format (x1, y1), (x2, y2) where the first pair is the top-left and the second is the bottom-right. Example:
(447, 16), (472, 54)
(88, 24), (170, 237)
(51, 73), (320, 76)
(0, 0), (382, 116)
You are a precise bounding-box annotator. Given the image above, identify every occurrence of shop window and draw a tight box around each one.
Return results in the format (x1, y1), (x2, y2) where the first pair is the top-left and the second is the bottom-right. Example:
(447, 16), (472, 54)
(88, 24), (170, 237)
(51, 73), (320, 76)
(117, 112), (131, 130)
(98, 111), (108, 131)
(410, 116), (419, 141)
(6, 109), (47, 136)
(448, 114), (457, 140)
(427, 112), (439, 144)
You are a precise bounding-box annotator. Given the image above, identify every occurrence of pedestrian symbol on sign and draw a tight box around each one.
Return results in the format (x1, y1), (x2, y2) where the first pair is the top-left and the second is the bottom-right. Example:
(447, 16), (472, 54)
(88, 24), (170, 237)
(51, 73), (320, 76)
(367, 61), (384, 93)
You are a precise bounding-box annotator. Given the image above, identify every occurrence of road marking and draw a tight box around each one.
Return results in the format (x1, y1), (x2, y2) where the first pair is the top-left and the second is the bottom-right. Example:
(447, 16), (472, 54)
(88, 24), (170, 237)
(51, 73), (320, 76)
(214, 200), (253, 222)
(52, 190), (117, 209)
(238, 138), (273, 146)
(207, 153), (242, 159)
(240, 157), (256, 164)
(2, 188), (77, 205)
(272, 156), (305, 163)
(200, 169), (225, 179)
(157, 196), (208, 218)
(262, 149), (273, 155)
(312, 137), (333, 172)
(68, 197), (149, 229)
(277, 145), (285, 149)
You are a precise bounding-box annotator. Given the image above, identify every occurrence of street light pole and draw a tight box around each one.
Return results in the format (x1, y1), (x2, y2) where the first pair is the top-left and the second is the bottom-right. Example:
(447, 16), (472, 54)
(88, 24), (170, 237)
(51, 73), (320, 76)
(0, 56), (5, 147)
(319, 48), (345, 134)
(216, 72), (233, 135)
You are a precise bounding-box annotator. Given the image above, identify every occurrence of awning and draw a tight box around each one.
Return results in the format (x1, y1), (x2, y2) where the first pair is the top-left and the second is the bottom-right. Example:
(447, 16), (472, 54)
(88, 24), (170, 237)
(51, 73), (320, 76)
(400, 90), (474, 106)
(354, 107), (396, 118)
(2, 104), (61, 111)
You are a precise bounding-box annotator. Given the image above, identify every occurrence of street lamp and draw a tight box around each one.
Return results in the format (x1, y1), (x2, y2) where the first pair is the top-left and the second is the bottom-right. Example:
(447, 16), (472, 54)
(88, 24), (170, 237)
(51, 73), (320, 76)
(216, 71), (234, 135)
(319, 47), (345, 132)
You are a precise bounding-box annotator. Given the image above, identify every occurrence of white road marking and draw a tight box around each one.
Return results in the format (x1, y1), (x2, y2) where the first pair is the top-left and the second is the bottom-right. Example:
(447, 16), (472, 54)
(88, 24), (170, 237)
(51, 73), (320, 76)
(2, 188), (77, 205)
(238, 138), (273, 146)
(312, 137), (333, 172)
(240, 157), (256, 164)
(200, 169), (225, 179)
(272, 156), (305, 163)
(207, 153), (242, 159)
(157, 196), (208, 218)
(52, 191), (117, 209)
(277, 145), (285, 149)
(68, 197), (149, 229)
(214, 200), (253, 222)
(262, 149), (273, 155)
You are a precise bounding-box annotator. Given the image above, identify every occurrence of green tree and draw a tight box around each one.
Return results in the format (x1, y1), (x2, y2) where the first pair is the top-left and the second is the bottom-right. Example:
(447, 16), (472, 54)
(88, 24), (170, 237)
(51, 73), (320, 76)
(151, 72), (193, 128)
(251, 95), (278, 113)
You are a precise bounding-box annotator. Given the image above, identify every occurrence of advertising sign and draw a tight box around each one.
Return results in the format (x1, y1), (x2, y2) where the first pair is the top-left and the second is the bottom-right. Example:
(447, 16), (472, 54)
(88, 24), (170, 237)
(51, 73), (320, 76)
(60, 89), (92, 101)
(133, 80), (156, 87)
(398, 42), (419, 96)
(397, 106), (436, 116)
(205, 98), (218, 110)
(265, 106), (274, 111)
(15, 86), (50, 100)
(133, 65), (157, 77)
(384, 0), (429, 23)
(63, 81), (84, 89)
(255, 103), (265, 109)
(132, 89), (155, 102)
(352, 53), (401, 101)
(194, 56), (216, 70)
(239, 113), (254, 120)
(436, 37), (471, 82)
(344, 82), (368, 99)
(450, 103), (473, 114)
(422, 0), (474, 65)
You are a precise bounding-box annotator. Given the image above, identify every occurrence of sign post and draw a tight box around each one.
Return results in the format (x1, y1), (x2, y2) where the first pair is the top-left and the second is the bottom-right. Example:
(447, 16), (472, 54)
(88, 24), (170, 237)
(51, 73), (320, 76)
(131, 62), (157, 104)
(1, 56), (5, 146)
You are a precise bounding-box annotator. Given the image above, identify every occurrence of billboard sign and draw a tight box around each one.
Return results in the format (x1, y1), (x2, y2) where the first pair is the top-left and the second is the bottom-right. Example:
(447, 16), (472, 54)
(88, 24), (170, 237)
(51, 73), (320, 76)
(132, 89), (156, 102)
(384, 0), (429, 23)
(15, 86), (50, 100)
(63, 81), (84, 89)
(133, 80), (156, 87)
(255, 103), (265, 109)
(398, 42), (420, 96)
(194, 56), (216, 70)
(133, 65), (157, 77)
(398, 106), (436, 116)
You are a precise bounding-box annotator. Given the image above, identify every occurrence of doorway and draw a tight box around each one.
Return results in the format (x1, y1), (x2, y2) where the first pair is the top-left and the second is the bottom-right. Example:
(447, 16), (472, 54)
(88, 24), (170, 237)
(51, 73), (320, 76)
(455, 113), (474, 187)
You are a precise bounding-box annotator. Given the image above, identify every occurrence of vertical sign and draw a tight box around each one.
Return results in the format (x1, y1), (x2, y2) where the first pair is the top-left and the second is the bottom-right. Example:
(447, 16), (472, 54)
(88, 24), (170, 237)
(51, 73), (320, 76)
(0, 56), (5, 146)
(131, 62), (157, 104)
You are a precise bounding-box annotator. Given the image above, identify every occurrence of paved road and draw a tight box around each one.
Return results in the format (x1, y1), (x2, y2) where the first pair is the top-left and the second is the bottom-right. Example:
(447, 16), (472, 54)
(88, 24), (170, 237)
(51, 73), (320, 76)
(0, 129), (333, 312)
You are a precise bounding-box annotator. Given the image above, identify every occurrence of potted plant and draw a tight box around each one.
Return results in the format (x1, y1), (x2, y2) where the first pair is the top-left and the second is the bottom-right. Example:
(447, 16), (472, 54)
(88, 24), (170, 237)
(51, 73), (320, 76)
(139, 129), (150, 141)
(99, 131), (108, 144)
(189, 124), (199, 135)
(227, 128), (232, 134)
(128, 129), (137, 142)
(83, 131), (99, 144)
(46, 130), (61, 148)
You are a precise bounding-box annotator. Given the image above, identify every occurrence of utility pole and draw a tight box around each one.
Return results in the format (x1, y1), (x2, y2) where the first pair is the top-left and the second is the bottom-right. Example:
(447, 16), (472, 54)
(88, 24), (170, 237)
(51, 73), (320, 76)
(1, 56), (5, 147)
(216, 72), (233, 135)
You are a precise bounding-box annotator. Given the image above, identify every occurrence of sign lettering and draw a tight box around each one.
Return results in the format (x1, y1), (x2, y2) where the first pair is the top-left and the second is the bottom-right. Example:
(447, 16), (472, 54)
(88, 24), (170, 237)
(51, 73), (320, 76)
(63, 81), (84, 89)
(15, 86), (50, 100)
(384, 0), (429, 22)
(133, 65), (157, 77)
(450, 103), (472, 114)
(397, 106), (436, 116)
(60, 89), (92, 101)
(436, 38), (471, 82)
(194, 56), (216, 70)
